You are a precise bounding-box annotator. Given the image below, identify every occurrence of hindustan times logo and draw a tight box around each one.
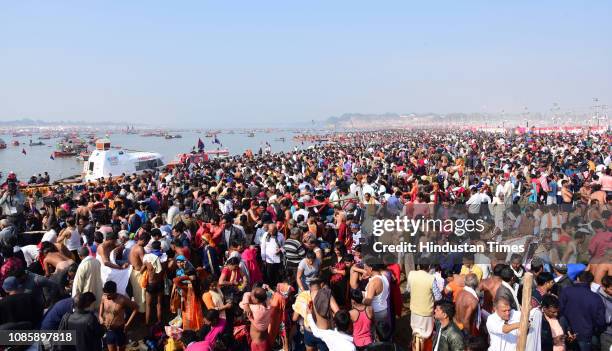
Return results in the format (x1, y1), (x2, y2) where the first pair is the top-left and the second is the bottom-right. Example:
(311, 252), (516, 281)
(372, 217), (486, 237)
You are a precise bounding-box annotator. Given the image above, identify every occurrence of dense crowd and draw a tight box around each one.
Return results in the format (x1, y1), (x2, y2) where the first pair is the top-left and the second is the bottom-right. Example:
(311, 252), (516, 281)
(0, 129), (611, 351)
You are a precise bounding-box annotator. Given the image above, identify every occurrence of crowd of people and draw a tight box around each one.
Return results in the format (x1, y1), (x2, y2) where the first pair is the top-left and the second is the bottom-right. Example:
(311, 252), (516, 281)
(0, 129), (611, 351)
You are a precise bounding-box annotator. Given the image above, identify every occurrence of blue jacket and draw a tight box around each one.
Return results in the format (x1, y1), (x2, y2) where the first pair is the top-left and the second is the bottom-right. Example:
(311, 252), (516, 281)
(560, 282), (606, 341)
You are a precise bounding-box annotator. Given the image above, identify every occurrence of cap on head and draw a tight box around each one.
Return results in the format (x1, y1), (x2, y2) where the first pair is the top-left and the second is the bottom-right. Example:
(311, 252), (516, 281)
(2, 276), (21, 293)
(77, 246), (90, 258)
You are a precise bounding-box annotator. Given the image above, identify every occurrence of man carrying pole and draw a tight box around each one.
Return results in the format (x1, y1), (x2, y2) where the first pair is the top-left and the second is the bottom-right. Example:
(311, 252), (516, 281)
(486, 272), (534, 351)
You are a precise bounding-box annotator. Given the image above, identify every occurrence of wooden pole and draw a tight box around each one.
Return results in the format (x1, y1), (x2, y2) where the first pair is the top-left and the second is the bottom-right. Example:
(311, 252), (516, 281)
(517, 272), (534, 351)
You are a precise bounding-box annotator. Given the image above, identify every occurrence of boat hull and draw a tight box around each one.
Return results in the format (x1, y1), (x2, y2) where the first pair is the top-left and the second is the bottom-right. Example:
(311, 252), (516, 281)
(53, 151), (77, 157)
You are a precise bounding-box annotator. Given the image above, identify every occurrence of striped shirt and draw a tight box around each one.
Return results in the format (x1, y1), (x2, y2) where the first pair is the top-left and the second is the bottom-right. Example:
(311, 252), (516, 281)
(283, 239), (306, 268)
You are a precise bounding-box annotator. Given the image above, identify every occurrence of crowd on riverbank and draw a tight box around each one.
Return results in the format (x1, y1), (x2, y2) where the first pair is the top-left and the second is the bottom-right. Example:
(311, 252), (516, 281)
(0, 129), (611, 351)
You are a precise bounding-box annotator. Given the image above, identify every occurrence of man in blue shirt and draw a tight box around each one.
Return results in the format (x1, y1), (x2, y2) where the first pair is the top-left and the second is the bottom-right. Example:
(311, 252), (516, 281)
(41, 296), (74, 330)
(385, 191), (403, 217)
(560, 271), (606, 350)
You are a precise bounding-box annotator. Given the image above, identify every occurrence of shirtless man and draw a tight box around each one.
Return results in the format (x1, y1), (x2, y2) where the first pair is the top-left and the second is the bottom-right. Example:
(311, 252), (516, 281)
(454, 273), (480, 336)
(479, 263), (505, 313)
(239, 287), (272, 351)
(97, 232), (128, 269)
(142, 240), (165, 325)
(311, 280), (340, 330)
(75, 197), (92, 222)
(128, 232), (149, 314)
(99, 281), (138, 351)
(292, 278), (339, 351)
(41, 242), (75, 277)
(588, 248), (612, 290)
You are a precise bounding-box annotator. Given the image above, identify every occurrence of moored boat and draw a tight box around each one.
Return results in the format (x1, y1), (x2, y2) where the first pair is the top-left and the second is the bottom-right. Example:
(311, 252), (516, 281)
(165, 134), (182, 139)
(167, 149), (229, 168)
(53, 150), (77, 157)
(83, 139), (164, 182)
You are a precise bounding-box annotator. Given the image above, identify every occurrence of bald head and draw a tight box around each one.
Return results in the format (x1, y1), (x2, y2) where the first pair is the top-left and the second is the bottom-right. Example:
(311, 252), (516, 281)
(267, 223), (277, 234)
(252, 287), (267, 303)
(464, 273), (479, 289)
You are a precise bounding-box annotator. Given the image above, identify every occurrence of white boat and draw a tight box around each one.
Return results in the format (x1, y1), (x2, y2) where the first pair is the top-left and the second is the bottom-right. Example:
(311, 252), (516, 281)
(83, 139), (164, 182)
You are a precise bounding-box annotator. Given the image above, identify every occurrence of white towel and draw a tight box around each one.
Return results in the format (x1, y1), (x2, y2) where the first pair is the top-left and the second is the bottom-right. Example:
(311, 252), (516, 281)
(143, 253), (166, 274)
(96, 255), (132, 295)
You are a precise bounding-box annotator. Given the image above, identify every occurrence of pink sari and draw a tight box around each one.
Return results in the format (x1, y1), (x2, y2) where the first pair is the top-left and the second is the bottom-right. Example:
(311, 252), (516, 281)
(242, 247), (263, 286)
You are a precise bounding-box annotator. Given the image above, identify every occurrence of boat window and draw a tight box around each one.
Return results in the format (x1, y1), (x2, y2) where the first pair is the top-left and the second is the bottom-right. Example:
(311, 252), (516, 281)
(88, 162), (95, 171)
(135, 158), (162, 171)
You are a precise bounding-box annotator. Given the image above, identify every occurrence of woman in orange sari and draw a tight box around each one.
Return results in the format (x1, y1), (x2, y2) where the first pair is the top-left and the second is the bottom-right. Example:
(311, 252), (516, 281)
(266, 281), (294, 351)
(172, 256), (205, 331)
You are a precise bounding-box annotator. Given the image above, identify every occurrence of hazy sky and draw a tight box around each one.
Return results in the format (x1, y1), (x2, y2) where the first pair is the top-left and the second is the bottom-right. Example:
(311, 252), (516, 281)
(1, 1), (610, 126)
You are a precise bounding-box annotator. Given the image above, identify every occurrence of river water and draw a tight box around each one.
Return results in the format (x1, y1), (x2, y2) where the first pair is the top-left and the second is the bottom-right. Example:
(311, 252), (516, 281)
(0, 130), (308, 182)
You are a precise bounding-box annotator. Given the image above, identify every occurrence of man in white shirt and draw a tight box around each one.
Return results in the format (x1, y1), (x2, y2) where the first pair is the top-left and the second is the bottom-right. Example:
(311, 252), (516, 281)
(498, 178), (515, 206)
(21, 244), (40, 266)
(292, 201), (309, 223)
(41, 227), (58, 244)
(486, 297), (522, 351)
(166, 199), (180, 226)
(260, 223), (285, 287)
(466, 188), (491, 217)
(350, 223), (362, 250)
(219, 197), (233, 214)
(361, 179), (375, 202)
(307, 310), (355, 351)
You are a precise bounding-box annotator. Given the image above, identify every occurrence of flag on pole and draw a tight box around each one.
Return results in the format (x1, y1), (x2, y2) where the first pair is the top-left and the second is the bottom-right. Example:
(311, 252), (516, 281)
(21, 148), (26, 155)
(197, 138), (205, 151)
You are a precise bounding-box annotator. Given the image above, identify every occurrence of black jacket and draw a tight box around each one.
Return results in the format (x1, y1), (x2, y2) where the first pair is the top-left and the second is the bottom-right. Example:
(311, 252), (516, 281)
(0, 292), (43, 329)
(432, 321), (465, 351)
(57, 310), (105, 351)
(550, 275), (573, 297)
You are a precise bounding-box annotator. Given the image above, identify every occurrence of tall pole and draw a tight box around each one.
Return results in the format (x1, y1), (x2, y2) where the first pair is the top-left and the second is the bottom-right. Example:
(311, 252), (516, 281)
(593, 98), (600, 128)
(517, 272), (534, 351)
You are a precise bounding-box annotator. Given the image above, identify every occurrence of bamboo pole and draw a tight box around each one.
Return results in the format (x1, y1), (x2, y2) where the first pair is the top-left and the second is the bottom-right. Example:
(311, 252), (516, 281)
(517, 272), (533, 351)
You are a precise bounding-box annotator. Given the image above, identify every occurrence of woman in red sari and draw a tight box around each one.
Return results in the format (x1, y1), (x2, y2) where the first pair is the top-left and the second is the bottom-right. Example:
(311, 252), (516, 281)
(330, 242), (349, 308)
(384, 254), (403, 320)
(241, 245), (263, 287)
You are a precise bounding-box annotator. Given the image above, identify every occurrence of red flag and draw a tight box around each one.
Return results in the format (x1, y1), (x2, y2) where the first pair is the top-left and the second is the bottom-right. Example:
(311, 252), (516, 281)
(21, 148), (26, 155)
